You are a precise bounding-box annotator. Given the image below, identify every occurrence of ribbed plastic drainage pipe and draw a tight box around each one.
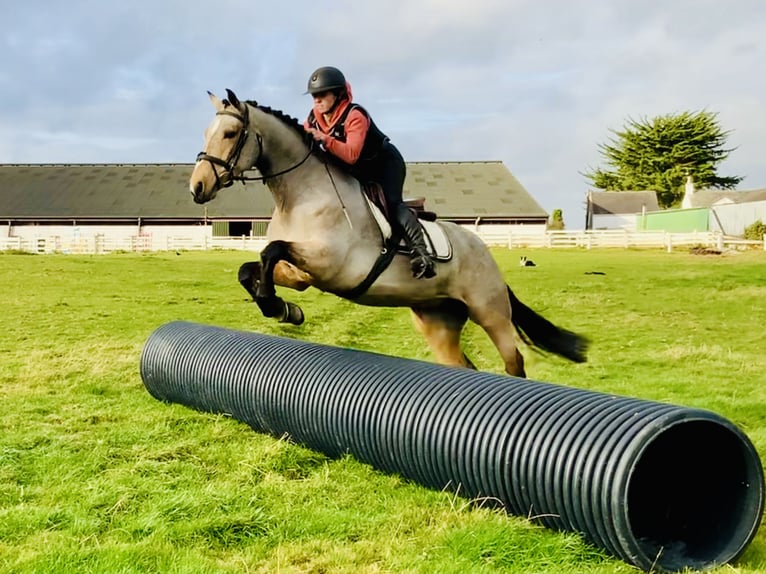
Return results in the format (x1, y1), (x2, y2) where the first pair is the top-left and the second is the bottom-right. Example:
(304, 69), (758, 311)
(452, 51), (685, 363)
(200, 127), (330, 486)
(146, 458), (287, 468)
(140, 321), (764, 572)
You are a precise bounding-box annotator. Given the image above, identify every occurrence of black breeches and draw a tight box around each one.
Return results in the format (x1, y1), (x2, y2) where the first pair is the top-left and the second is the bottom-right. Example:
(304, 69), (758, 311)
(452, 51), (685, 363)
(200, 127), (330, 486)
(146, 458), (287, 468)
(356, 141), (406, 214)
(377, 147), (406, 211)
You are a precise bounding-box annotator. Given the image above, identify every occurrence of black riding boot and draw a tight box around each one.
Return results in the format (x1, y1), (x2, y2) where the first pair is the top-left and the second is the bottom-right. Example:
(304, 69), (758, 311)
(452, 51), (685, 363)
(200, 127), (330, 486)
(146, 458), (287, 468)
(396, 204), (436, 279)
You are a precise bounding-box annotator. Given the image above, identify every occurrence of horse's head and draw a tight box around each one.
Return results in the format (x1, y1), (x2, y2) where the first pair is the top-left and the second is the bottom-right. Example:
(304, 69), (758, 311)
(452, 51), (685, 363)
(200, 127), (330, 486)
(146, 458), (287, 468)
(189, 89), (261, 204)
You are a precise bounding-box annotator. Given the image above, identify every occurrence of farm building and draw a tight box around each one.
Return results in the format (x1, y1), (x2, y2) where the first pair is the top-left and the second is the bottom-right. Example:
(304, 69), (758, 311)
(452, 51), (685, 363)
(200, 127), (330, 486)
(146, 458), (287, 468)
(0, 161), (548, 252)
(681, 185), (766, 209)
(586, 185), (766, 237)
(640, 179), (766, 235)
(678, 184), (766, 236)
(584, 190), (660, 230)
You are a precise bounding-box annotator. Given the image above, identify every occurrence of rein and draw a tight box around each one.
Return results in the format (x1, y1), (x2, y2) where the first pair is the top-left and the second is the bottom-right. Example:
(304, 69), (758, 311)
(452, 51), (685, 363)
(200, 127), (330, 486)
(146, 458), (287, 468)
(196, 104), (314, 187)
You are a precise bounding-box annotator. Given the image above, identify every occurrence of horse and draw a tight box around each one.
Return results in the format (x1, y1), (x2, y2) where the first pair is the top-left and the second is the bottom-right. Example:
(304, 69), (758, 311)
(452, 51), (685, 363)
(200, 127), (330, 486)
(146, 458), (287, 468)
(188, 89), (588, 377)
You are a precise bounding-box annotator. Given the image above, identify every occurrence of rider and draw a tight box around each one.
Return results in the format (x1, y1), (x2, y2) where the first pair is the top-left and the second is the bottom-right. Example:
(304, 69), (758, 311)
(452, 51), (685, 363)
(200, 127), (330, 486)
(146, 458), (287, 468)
(303, 66), (436, 280)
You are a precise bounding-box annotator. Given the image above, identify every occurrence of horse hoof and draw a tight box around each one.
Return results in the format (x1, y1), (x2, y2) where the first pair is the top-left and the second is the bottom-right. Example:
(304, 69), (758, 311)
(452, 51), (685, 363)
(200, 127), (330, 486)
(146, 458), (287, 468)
(281, 302), (305, 326)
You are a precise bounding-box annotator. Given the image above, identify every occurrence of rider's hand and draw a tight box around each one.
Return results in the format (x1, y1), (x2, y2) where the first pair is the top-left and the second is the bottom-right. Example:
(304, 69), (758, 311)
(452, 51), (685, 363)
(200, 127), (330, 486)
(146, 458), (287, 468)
(306, 128), (328, 144)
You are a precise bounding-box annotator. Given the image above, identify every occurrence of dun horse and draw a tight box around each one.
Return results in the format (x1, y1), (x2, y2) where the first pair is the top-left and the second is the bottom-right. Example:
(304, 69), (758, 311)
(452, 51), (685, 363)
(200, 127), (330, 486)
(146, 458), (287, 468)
(189, 90), (588, 377)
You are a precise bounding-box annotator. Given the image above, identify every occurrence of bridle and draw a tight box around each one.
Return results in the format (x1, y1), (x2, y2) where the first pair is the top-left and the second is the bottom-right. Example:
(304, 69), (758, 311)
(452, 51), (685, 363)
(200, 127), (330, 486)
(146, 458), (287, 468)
(195, 104), (314, 189)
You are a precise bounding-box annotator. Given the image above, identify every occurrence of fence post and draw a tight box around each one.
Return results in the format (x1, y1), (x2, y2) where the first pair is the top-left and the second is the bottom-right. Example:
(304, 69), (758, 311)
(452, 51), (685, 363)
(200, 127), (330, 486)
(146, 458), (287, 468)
(666, 232), (672, 253)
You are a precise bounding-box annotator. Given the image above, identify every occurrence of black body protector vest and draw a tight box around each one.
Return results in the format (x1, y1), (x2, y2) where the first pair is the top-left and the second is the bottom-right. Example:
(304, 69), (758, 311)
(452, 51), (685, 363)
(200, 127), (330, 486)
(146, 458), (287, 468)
(307, 103), (389, 175)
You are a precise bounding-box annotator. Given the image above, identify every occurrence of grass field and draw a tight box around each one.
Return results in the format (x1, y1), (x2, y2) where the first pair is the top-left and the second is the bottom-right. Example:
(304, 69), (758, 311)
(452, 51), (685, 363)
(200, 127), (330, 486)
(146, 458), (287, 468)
(0, 247), (764, 573)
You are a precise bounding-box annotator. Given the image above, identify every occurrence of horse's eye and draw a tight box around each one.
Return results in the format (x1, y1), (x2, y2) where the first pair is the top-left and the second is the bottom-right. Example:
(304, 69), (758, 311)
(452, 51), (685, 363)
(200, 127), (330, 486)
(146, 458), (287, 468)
(223, 130), (237, 139)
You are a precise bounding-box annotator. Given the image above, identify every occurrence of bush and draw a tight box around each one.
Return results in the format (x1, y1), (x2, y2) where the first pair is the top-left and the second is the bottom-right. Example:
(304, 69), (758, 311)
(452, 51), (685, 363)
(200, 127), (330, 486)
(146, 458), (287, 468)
(743, 219), (766, 241)
(547, 208), (565, 230)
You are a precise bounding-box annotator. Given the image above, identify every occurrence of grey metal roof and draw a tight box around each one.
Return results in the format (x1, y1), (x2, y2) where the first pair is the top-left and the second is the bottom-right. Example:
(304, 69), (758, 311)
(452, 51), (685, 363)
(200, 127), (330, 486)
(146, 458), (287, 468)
(0, 164), (246, 220)
(587, 190), (660, 215)
(0, 161), (547, 221)
(688, 188), (766, 208)
(405, 161), (546, 219)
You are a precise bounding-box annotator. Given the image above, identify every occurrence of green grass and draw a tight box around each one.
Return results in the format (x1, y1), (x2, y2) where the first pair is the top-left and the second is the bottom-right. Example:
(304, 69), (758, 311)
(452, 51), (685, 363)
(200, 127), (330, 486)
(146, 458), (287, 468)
(0, 248), (764, 573)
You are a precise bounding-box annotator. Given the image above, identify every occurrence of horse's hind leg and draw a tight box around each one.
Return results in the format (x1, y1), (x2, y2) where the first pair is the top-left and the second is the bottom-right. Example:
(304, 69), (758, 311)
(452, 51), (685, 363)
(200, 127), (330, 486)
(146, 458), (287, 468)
(464, 290), (525, 378)
(411, 299), (476, 369)
(485, 320), (525, 378)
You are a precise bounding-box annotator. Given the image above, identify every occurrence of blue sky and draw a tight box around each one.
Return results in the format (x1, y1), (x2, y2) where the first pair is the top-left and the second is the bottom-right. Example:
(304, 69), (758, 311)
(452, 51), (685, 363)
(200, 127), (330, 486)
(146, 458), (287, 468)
(2, 0), (764, 228)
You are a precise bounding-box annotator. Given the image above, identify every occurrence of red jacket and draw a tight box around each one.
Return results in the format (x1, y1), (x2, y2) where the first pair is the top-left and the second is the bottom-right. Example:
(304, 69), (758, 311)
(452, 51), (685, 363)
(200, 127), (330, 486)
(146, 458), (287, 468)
(304, 84), (370, 165)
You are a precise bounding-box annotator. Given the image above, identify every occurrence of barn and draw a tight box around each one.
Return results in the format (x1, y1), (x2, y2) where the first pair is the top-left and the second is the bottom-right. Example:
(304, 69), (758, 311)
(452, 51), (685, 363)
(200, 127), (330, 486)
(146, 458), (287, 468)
(584, 190), (660, 230)
(585, 179), (766, 237)
(682, 187), (766, 236)
(0, 161), (548, 252)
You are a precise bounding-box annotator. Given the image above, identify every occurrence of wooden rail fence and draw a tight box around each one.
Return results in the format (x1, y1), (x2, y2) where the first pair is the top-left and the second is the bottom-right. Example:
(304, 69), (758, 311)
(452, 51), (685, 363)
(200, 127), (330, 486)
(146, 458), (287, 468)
(1, 230), (763, 254)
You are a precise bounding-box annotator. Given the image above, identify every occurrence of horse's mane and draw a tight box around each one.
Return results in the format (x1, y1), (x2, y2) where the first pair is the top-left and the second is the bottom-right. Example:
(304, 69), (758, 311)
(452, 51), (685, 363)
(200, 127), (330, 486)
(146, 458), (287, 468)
(244, 99), (332, 162)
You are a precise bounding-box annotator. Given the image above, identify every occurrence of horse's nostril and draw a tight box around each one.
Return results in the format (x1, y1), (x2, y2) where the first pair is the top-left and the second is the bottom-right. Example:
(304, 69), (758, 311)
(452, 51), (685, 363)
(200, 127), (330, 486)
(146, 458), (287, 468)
(190, 181), (205, 204)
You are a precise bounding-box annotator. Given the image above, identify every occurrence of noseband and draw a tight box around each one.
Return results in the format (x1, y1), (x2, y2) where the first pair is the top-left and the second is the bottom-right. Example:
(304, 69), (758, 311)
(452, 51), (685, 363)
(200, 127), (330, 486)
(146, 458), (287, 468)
(196, 106), (260, 189)
(196, 104), (314, 189)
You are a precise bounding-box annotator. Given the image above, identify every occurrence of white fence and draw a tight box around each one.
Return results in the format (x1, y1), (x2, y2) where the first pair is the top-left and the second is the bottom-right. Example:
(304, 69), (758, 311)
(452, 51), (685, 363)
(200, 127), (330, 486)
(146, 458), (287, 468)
(0, 234), (268, 254)
(476, 229), (765, 251)
(165, 236), (268, 252)
(1, 229), (763, 255)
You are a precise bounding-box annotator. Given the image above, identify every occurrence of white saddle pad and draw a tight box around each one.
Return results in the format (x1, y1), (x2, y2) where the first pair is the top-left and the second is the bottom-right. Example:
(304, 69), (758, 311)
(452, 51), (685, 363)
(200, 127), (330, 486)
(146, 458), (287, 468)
(365, 196), (452, 261)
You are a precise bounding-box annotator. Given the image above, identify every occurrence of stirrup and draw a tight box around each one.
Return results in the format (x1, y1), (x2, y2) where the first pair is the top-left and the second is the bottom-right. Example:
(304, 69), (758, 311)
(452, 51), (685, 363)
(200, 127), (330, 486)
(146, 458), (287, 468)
(410, 254), (436, 279)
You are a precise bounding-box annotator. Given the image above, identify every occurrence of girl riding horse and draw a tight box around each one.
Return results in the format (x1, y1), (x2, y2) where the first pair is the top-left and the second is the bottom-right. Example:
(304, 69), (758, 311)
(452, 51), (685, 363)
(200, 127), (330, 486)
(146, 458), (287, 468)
(304, 66), (436, 280)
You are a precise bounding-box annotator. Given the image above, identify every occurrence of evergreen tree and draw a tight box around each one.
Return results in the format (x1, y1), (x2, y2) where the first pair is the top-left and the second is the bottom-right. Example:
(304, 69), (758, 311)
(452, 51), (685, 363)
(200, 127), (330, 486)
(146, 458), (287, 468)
(585, 111), (743, 207)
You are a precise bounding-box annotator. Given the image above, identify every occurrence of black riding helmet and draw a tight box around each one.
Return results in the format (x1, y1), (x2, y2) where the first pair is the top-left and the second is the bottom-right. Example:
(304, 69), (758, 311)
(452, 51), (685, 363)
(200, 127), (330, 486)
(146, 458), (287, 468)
(306, 66), (346, 95)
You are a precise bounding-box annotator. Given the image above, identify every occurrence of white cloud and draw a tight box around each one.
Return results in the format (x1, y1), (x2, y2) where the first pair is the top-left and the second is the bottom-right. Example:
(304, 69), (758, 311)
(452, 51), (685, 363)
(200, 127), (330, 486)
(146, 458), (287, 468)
(2, 0), (765, 227)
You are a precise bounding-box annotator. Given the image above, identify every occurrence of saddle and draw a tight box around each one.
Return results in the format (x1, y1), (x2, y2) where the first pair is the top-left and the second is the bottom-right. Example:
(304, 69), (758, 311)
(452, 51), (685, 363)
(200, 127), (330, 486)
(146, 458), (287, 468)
(362, 182), (438, 222)
(362, 182), (452, 261)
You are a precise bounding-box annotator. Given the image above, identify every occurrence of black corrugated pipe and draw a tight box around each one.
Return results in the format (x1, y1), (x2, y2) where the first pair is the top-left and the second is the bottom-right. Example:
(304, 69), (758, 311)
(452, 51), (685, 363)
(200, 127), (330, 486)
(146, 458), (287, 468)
(140, 321), (764, 572)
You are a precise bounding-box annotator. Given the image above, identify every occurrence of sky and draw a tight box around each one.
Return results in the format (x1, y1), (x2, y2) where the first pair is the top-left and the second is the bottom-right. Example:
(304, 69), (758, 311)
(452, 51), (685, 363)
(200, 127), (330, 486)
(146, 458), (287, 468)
(2, 0), (764, 229)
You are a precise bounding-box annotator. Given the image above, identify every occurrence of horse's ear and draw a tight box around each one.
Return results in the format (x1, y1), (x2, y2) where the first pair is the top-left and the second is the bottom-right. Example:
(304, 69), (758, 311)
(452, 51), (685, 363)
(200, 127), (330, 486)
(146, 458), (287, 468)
(207, 91), (224, 111)
(225, 89), (242, 109)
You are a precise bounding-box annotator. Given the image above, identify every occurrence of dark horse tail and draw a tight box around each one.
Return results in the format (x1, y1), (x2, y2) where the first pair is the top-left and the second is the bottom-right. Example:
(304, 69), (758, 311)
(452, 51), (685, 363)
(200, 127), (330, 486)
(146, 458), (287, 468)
(507, 286), (589, 363)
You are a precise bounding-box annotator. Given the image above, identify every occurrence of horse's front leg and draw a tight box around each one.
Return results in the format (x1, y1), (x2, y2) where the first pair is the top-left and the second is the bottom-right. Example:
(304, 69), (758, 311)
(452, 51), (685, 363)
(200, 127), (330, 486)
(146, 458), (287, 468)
(242, 240), (306, 325)
(238, 261), (262, 301)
